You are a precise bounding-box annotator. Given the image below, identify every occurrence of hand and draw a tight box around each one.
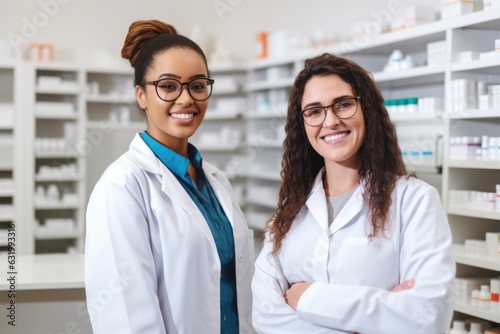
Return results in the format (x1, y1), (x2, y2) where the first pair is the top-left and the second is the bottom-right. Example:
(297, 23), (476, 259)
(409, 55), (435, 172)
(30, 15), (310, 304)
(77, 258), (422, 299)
(391, 278), (415, 292)
(285, 282), (312, 310)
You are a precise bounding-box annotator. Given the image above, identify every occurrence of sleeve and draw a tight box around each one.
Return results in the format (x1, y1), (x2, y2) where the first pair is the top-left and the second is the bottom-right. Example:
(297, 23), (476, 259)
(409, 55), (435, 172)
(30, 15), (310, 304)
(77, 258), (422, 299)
(84, 169), (167, 334)
(251, 235), (348, 334)
(295, 184), (456, 334)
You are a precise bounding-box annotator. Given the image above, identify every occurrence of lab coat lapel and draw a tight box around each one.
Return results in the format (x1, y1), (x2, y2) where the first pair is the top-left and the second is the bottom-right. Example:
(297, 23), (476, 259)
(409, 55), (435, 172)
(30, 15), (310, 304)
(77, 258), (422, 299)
(128, 134), (217, 250)
(204, 164), (234, 226)
(158, 163), (218, 250)
(305, 169), (329, 234)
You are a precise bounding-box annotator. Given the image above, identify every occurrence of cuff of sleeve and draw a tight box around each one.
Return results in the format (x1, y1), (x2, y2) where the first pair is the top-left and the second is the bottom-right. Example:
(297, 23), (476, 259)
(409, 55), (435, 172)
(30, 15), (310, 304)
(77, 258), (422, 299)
(296, 282), (325, 323)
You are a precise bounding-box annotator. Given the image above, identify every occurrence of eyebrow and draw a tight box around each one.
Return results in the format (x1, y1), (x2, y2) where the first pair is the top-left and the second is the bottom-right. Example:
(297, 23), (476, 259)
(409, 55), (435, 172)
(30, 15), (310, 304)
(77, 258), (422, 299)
(302, 95), (353, 110)
(157, 73), (208, 80)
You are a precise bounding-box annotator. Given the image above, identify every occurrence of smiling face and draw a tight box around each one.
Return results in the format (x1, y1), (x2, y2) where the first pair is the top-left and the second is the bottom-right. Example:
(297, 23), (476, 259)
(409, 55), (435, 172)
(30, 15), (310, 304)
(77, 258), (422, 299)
(301, 74), (365, 168)
(136, 47), (209, 152)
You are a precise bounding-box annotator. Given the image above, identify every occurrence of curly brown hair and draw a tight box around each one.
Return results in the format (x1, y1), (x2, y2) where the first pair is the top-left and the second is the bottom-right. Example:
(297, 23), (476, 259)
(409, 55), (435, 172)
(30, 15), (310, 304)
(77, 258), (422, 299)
(267, 53), (409, 255)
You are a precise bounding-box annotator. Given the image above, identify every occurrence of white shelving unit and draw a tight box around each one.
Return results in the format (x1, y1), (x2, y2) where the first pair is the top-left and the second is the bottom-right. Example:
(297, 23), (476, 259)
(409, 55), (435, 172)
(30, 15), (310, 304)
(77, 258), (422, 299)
(244, 57), (300, 232)
(83, 65), (144, 204)
(0, 59), (22, 254)
(25, 62), (87, 254)
(191, 64), (248, 207)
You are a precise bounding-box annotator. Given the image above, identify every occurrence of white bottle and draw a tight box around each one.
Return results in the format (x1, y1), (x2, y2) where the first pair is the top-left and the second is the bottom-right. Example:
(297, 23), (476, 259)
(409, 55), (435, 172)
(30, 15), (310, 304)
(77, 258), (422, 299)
(448, 320), (467, 334)
(471, 289), (480, 307)
(479, 284), (491, 310)
(467, 321), (482, 334)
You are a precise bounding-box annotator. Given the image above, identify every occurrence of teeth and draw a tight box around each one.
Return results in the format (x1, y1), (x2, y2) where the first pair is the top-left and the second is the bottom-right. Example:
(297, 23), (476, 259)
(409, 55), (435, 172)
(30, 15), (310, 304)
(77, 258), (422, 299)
(324, 133), (348, 141)
(171, 113), (194, 119)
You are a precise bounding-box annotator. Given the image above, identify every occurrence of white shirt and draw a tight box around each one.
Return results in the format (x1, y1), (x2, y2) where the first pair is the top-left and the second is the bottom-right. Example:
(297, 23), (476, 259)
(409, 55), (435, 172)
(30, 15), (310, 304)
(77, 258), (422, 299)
(252, 168), (455, 334)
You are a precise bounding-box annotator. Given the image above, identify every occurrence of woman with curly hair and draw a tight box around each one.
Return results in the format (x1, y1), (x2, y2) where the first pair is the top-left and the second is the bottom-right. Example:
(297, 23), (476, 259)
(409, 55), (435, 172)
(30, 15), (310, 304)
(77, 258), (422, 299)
(252, 53), (455, 334)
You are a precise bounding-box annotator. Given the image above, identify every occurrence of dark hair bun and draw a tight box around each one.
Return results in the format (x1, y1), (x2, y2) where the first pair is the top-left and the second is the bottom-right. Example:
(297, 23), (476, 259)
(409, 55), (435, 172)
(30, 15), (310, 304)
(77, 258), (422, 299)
(121, 20), (178, 67)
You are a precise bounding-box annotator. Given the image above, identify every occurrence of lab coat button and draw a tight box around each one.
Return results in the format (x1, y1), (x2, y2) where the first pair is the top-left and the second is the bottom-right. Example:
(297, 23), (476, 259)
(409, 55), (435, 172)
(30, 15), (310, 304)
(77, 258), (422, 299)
(223, 315), (227, 321)
(238, 254), (243, 262)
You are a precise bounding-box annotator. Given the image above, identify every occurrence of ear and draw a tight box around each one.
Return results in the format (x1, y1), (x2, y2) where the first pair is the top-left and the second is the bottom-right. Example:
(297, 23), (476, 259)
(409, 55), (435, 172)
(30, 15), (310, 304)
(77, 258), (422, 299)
(136, 85), (147, 110)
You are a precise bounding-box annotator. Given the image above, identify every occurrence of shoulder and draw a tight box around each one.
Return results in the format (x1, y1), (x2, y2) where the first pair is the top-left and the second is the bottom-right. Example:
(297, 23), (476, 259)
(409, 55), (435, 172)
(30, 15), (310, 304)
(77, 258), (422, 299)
(393, 176), (442, 212)
(394, 176), (437, 192)
(93, 151), (150, 193)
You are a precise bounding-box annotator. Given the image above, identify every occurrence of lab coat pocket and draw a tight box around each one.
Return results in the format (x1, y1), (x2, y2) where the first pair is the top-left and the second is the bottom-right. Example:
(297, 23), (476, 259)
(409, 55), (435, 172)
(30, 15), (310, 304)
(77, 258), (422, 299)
(335, 236), (398, 287)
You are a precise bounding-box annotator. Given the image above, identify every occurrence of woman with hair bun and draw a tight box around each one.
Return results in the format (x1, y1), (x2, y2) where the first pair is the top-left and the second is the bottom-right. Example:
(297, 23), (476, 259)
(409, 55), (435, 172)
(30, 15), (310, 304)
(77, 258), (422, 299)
(85, 19), (255, 334)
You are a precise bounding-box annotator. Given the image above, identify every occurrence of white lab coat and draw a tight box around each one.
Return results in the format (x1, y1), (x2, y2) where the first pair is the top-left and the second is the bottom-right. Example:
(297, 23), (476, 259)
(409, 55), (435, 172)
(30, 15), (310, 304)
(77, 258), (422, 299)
(252, 169), (455, 334)
(85, 134), (255, 334)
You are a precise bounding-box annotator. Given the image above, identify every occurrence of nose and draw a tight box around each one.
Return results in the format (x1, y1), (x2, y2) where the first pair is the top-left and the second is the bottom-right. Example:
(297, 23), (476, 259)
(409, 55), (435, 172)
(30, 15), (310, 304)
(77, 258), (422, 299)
(175, 84), (193, 105)
(322, 106), (340, 128)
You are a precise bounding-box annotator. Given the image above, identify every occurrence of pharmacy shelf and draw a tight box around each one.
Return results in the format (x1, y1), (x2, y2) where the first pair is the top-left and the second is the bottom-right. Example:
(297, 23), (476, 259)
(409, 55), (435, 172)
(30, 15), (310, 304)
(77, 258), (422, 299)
(245, 111), (287, 119)
(0, 124), (13, 130)
(390, 112), (443, 123)
(86, 120), (145, 130)
(246, 170), (281, 182)
(196, 143), (240, 152)
(34, 202), (80, 210)
(204, 110), (241, 120)
(445, 109), (500, 120)
(0, 189), (13, 197)
(448, 206), (500, 221)
(35, 87), (79, 95)
(35, 151), (80, 159)
(35, 112), (78, 120)
(455, 302), (500, 323)
(373, 66), (445, 88)
(454, 244), (500, 271)
(35, 174), (81, 182)
(0, 254), (84, 290)
(246, 78), (295, 91)
(451, 57), (500, 74)
(247, 141), (283, 149)
(446, 160), (500, 170)
(35, 229), (80, 240)
(86, 95), (135, 103)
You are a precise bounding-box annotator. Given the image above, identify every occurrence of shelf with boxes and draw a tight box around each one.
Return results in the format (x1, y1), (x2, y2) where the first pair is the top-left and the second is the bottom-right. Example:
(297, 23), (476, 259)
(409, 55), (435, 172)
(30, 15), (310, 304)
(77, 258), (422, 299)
(0, 60), (22, 254)
(243, 57), (298, 231)
(189, 64), (248, 207)
(24, 62), (86, 254)
(82, 65), (146, 211)
(440, 11), (500, 324)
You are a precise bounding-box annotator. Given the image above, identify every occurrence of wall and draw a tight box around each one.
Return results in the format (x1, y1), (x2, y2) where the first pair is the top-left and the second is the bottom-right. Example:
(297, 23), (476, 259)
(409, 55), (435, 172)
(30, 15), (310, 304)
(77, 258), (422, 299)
(1, 0), (442, 65)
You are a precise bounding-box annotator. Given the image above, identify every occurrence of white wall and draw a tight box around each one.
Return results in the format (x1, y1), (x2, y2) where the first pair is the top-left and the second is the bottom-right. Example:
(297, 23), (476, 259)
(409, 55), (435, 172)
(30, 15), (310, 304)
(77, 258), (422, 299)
(1, 0), (442, 65)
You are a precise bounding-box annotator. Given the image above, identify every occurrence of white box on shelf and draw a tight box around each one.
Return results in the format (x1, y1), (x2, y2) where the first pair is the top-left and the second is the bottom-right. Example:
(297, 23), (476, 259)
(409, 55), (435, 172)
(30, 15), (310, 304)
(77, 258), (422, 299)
(35, 101), (75, 116)
(404, 5), (437, 28)
(427, 40), (446, 67)
(441, 0), (481, 19)
(37, 76), (62, 88)
(458, 51), (480, 62)
(0, 135), (13, 169)
(0, 103), (14, 127)
(479, 51), (500, 60)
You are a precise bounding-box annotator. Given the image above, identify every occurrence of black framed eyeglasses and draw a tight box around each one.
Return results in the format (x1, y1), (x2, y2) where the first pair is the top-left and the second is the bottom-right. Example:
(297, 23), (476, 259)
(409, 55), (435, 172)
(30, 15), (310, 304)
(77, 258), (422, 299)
(143, 77), (215, 102)
(300, 96), (360, 127)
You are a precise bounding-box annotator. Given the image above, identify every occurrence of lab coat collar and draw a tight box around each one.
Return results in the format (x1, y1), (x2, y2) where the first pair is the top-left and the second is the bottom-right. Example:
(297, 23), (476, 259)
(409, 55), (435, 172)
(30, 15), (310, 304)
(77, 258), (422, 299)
(128, 133), (227, 250)
(305, 167), (366, 235)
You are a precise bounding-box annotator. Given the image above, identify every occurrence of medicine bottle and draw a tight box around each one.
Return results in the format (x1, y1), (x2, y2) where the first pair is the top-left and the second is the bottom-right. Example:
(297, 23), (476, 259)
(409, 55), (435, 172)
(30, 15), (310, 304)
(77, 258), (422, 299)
(479, 284), (491, 310)
(448, 320), (467, 334)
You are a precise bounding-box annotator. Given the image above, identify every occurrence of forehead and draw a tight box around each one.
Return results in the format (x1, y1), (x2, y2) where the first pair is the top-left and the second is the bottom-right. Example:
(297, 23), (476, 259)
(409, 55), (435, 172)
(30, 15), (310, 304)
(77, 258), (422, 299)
(302, 75), (353, 104)
(149, 48), (207, 78)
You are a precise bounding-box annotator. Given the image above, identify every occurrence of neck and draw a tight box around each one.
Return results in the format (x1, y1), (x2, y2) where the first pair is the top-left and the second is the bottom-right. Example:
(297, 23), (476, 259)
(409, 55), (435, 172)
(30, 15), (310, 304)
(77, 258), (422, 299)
(323, 161), (360, 197)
